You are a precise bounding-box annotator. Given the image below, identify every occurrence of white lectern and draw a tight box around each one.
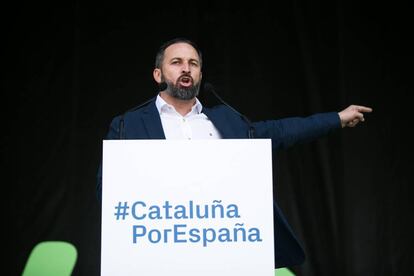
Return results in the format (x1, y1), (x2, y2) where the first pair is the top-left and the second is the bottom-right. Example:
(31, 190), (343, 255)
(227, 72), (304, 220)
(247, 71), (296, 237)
(101, 139), (274, 276)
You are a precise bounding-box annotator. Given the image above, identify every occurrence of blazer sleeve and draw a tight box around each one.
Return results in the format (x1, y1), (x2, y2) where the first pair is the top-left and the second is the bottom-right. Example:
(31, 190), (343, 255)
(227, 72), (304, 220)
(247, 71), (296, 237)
(253, 112), (341, 150)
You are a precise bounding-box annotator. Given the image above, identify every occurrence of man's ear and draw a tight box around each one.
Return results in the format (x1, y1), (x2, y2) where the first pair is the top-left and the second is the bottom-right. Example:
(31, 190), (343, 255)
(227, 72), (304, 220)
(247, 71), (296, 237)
(153, 68), (161, 83)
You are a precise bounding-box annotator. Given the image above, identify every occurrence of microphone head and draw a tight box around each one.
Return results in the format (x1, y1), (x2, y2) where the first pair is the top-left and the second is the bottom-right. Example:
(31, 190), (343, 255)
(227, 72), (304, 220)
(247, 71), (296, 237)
(203, 82), (214, 93)
(159, 82), (167, 91)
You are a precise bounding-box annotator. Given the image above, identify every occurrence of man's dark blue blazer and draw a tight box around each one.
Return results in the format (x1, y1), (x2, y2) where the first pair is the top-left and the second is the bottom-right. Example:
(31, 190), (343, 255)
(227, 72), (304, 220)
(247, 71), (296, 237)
(97, 98), (341, 268)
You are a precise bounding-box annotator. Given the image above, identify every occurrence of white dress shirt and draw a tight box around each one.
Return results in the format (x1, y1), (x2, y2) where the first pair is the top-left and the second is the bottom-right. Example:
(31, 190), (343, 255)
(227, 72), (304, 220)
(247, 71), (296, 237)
(155, 95), (222, 140)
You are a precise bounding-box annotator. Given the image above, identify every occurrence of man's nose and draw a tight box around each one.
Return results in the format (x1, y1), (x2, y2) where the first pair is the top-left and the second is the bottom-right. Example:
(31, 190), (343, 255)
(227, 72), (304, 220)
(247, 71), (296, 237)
(181, 63), (190, 73)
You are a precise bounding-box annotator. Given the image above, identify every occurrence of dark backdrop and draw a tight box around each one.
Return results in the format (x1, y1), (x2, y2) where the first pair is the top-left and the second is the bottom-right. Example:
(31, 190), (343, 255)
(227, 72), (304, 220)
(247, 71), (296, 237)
(5, 1), (414, 275)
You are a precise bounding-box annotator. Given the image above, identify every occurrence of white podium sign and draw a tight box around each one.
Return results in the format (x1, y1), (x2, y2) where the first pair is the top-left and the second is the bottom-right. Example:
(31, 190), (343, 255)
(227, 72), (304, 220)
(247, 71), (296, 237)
(101, 139), (274, 276)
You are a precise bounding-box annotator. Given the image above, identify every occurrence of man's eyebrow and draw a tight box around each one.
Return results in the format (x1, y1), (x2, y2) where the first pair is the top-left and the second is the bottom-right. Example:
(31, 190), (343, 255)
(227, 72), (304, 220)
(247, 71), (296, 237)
(169, 57), (200, 63)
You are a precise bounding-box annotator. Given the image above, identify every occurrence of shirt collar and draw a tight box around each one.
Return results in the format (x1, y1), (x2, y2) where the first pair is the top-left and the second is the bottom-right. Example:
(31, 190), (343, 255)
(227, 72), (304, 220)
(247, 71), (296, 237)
(155, 94), (203, 116)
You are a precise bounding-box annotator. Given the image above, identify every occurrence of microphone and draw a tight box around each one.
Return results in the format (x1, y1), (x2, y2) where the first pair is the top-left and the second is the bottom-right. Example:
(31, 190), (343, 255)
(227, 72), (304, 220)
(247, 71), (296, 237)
(118, 82), (167, 139)
(203, 82), (255, 138)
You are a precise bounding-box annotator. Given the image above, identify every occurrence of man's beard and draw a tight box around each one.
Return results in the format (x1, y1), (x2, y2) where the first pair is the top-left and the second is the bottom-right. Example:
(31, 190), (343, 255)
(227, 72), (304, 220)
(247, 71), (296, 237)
(163, 76), (200, 100)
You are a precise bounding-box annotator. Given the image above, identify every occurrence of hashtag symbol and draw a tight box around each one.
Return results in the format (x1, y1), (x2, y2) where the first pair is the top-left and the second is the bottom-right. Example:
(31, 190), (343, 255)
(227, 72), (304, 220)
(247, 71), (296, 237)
(114, 201), (130, 220)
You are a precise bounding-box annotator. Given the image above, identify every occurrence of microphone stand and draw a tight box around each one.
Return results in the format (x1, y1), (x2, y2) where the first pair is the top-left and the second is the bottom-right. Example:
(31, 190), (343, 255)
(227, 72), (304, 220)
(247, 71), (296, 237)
(204, 82), (255, 138)
(119, 83), (167, 139)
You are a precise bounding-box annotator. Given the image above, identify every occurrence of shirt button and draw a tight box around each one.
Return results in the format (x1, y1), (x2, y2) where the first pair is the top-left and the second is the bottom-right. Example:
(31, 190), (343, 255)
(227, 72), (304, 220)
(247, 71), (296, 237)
(183, 118), (186, 122)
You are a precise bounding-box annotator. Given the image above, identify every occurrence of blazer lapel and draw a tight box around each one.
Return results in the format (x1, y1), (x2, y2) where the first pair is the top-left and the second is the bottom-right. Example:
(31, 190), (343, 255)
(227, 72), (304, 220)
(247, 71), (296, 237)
(140, 102), (242, 139)
(142, 101), (166, 139)
(202, 107), (240, 138)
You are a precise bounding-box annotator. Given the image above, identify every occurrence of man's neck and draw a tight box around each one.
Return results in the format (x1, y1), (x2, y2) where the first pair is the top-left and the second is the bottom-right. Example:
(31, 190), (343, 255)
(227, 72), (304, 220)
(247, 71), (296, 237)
(159, 92), (196, 116)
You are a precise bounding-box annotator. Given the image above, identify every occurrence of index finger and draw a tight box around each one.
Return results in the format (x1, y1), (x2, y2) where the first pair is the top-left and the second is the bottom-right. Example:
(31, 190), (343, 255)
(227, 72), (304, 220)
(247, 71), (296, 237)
(356, 106), (373, 113)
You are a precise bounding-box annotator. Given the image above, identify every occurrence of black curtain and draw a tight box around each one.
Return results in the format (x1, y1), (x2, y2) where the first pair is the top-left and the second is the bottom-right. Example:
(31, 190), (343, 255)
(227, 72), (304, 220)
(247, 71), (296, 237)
(5, 1), (413, 275)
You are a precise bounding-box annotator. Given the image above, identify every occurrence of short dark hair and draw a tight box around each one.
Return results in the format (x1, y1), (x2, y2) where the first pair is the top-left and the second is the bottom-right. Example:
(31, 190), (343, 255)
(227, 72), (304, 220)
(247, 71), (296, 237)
(154, 38), (203, 69)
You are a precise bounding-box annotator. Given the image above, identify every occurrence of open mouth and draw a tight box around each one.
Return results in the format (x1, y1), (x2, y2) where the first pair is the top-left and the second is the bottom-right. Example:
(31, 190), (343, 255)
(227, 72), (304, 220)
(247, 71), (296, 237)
(178, 75), (193, 87)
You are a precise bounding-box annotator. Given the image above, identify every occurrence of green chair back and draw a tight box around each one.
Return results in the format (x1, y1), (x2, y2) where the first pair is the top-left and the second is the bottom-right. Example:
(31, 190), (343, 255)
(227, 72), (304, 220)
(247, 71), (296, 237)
(22, 241), (77, 276)
(275, 267), (295, 276)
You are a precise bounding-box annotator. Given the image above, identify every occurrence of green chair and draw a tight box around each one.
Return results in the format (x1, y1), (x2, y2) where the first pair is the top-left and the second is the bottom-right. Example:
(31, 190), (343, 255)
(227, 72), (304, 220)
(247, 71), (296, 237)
(275, 267), (295, 275)
(22, 241), (78, 276)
